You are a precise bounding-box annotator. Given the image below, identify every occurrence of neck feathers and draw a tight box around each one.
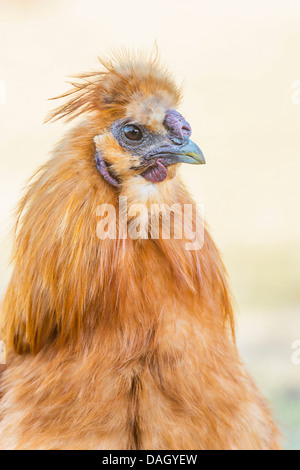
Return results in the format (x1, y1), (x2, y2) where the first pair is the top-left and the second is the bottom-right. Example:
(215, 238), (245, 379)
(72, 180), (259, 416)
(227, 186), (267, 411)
(1, 132), (235, 355)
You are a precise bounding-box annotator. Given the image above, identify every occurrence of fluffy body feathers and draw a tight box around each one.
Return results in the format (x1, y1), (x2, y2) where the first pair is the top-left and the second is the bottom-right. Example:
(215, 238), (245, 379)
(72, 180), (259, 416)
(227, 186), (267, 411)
(0, 54), (281, 449)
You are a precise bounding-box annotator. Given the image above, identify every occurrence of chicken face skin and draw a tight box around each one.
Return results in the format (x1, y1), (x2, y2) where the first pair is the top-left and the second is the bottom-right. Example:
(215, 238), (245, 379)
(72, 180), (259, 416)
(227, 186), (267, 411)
(94, 111), (205, 188)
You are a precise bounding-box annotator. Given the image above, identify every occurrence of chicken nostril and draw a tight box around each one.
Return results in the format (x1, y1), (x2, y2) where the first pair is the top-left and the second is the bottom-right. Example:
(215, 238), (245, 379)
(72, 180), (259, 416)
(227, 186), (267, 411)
(170, 136), (185, 145)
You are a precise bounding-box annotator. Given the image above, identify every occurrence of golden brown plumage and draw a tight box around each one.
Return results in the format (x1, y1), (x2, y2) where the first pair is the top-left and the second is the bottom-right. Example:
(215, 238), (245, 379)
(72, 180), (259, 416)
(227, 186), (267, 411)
(0, 53), (281, 449)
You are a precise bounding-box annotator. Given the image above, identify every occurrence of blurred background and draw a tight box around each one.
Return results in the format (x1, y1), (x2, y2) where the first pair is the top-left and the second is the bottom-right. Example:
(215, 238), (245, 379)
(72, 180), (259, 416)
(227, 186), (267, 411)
(0, 0), (299, 449)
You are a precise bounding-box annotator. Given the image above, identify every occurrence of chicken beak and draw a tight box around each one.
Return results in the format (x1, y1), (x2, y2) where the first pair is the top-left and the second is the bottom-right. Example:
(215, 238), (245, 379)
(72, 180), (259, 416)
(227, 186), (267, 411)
(147, 139), (205, 166)
(171, 139), (206, 165)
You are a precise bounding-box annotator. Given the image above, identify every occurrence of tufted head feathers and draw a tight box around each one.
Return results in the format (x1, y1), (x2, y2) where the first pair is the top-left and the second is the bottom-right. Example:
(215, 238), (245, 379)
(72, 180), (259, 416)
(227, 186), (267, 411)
(47, 52), (205, 191)
(47, 52), (182, 126)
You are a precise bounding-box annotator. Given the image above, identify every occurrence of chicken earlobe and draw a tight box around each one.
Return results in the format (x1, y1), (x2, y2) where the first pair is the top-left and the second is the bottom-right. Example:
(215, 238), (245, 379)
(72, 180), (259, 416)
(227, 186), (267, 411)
(95, 150), (120, 188)
(94, 135), (120, 188)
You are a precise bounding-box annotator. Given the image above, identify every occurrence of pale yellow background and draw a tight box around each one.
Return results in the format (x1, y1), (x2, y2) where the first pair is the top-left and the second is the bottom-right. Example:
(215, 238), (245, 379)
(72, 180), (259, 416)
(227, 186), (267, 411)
(0, 0), (299, 448)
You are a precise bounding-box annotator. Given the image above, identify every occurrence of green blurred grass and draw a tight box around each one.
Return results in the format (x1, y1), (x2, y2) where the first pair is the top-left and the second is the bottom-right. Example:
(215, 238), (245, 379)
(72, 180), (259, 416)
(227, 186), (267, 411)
(224, 243), (300, 450)
(224, 242), (300, 310)
(274, 391), (300, 450)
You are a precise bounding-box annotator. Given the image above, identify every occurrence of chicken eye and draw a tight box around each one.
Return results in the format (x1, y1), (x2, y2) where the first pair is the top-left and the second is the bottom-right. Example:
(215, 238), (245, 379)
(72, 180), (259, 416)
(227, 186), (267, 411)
(123, 124), (143, 141)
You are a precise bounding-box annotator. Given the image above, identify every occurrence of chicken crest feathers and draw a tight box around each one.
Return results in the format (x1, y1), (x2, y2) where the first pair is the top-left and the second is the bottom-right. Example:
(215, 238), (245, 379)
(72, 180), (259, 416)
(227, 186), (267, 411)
(46, 51), (182, 124)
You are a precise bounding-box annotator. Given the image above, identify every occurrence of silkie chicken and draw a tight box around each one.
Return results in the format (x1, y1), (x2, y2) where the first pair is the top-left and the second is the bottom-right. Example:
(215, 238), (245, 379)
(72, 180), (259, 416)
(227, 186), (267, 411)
(0, 53), (281, 450)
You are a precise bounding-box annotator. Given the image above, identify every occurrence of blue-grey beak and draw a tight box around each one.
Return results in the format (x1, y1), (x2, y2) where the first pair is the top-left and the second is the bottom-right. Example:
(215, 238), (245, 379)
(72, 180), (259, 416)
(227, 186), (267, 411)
(170, 139), (205, 165)
(147, 139), (205, 166)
